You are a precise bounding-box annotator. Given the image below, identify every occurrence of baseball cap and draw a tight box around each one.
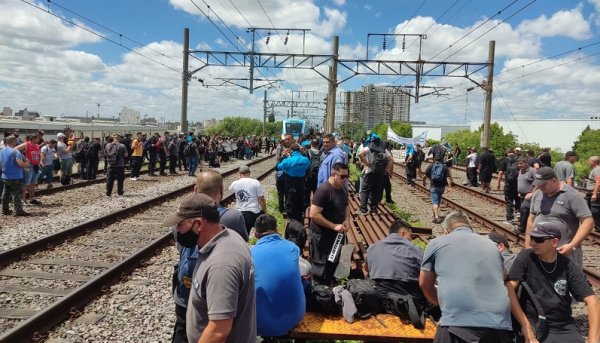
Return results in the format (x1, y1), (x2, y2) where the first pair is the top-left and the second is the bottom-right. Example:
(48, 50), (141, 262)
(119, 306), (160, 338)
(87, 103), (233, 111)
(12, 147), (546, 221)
(488, 232), (510, 249)
(532, 166), (557, 186)
(57, 133), (66, 139)
(162, 193), (219, 227)
(530, 222), (562, 239)
(239, 164), (250, 173)
(515, 147), (522, 152)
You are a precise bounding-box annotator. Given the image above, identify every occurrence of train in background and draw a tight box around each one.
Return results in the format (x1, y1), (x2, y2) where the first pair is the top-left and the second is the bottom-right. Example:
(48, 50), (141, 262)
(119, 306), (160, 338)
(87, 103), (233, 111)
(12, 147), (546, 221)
(282, 118), (308, 140)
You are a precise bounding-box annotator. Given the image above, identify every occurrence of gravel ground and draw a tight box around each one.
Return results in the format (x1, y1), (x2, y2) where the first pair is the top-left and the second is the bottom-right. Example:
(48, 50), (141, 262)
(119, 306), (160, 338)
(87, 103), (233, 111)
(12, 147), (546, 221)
(42, 157), (278, 343)
(0, 154), (271, 253)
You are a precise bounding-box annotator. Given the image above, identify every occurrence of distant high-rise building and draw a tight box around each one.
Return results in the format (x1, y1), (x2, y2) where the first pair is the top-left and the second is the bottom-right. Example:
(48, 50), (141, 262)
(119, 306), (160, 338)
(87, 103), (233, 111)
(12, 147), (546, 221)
(2, 107), (13, 116)
(343, 85), (411, 130)
(119, 107), (141, 124)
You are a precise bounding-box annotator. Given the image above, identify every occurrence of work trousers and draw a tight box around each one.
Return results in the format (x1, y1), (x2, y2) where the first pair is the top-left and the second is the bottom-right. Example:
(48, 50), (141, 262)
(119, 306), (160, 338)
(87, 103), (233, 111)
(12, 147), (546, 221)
(169, 155), (178, 174)
(466, 167), (479, 186)
(106, 166), (125, 196)
(148, 152), (157, 174)
(276, 175), (286, 212)
(171, 304), (188, 343)
(383, 174), (393, 202)
(242, 210), (263, 235)
(158, 151), (167, 174)
(2, 179), (23, 213)
(518, 196), (530, 233)
(131, 156), (143, 178)
(504, 182), (521, 221)
(178, 154), (187, 171)
(360, 172), (385, 214)
(86, 158), (99, 180)
(285, 175), (306, 221)
(586, 193), (600, 232)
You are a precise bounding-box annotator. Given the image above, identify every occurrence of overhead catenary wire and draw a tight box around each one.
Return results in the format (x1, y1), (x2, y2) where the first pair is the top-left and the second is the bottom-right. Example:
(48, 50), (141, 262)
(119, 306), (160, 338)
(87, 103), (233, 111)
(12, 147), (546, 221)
(21, 0), (182, 74)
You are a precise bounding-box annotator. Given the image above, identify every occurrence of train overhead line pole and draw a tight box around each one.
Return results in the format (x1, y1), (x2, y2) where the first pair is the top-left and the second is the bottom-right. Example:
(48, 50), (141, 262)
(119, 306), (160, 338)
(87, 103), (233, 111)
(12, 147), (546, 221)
(181, 28), (190, 133)
(482, 40), (495, 149)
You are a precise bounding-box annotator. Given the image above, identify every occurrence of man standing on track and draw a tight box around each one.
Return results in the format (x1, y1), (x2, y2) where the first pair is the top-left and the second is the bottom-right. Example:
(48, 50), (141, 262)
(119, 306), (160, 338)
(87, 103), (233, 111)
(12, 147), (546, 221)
(507, 222), (599, 343)
(309, 162), (350, 285)
(554, 151), (578, 187)
(1, 136), (30, 216)
(515, 157), (537, 235)
(163, 193), (256, 343)
(478, 147), (496, 193)
(104, 134), (128, 197)
(465, 147), (479, 187)
(317, 133), (346, 187)
(229, 164), (267, 235)
(422, 156), (452, 224)
(526, 166), (594, 268)
(356, 133), (392, 215)
(497, 149), (521, 226)
(420, 211), (514, 343)
(130, 132), (143, 181)
(585, 156), (600, 233)
(277, 143), (310, 221)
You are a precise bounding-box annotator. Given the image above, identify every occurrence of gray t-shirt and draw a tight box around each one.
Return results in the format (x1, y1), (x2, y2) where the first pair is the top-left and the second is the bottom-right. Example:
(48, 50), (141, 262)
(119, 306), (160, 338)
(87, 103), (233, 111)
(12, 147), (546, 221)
(554, 161), (574, 182)
(586, 165), (600, 190)
(105, 142), (128, 168)
(187, 228), (256, 343)
(367, 233), (422, 283)
(517, 167), (536, 195)
(40, 145), (55, 166)
(530, 184), (591, 266)
(421, 227), (512, 329)
(57, 141), (72, 159)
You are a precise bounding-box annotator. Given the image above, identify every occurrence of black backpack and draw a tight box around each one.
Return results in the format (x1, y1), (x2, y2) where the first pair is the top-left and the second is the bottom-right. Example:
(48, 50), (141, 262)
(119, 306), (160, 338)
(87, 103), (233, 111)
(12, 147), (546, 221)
(369, 142), (388, 175)
(345, 279), (382, 317)
(306, 149), (321, 179)
(184, 142), (197, 157)
(284, 219), (307, 251)
(504, 155), (519, 183)
(106, 142), (119, 166)
(309, 284), (340, 314)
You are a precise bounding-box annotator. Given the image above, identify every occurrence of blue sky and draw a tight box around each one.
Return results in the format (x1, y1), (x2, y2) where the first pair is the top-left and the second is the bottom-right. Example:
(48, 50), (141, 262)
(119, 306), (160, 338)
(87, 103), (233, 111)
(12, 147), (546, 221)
(1, 0), (599, 127)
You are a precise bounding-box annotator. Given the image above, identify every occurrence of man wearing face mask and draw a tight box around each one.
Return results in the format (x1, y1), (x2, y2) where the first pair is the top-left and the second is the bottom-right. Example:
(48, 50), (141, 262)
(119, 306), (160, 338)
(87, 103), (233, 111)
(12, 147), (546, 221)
(169, 170), (248, 343)
(163, 193), (256, 343)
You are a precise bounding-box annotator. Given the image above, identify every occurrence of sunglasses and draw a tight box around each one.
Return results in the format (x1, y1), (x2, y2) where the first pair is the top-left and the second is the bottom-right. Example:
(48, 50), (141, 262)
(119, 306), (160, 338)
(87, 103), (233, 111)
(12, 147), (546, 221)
(531, 236), (554, 244)
(336, 174), (349, 179)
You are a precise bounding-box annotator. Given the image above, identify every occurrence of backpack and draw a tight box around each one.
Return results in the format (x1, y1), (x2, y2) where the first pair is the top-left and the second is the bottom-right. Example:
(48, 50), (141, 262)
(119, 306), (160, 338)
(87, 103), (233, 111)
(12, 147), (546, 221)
(74, 142), (88, 162)
(184, 142), (196, 157)
(430, 162), (445, 183)
(308, 284), (340, 314)
(84, 142), (96, 159)
(106, 142), (119, 166)
(306, 149), (321, 179)
(504, 155), (519, 183)
(284, 219), (307, 251)
(369, 142), (388, 175)
(345, 279), (382, 317)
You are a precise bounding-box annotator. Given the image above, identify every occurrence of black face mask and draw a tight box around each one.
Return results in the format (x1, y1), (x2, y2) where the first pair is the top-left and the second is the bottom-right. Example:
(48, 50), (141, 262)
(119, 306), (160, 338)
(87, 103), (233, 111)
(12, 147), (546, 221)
(177, 222), (199, 248)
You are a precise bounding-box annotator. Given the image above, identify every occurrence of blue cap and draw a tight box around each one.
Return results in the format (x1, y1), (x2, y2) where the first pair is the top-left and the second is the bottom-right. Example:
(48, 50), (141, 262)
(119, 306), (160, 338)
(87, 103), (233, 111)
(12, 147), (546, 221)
(530, 222), (562, 239)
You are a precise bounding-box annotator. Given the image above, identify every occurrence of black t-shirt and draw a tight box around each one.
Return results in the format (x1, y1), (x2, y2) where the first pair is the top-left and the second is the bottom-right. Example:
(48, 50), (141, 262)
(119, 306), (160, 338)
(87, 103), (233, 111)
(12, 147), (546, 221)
(309, 181), (348, 237)
(498, 155), (518, 184)
(539, 153), (551, 167)
(424, 163), (449, 188)
(478, 151), (496, 173)
(507, 249), (594, 329)
(428, 144), (446, 162)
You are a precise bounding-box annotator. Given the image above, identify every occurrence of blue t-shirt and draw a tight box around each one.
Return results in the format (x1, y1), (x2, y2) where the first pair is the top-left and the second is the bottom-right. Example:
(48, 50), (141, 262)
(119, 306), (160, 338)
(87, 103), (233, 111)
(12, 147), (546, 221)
(317, 146), (346, 186)
(277, 151), (311, 177)
(1, 148), (24, 180)
(421, 227), (512, 330)
(252, 234), (305, 336)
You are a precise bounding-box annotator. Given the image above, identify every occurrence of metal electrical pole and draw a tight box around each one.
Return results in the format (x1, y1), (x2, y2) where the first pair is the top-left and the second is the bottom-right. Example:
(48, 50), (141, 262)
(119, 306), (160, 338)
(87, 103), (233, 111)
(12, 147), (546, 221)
(181, 28), (190, 133)
(482, 40), (495, 148)
(326, 36), (339, 133)
(263, 90), (267, 135)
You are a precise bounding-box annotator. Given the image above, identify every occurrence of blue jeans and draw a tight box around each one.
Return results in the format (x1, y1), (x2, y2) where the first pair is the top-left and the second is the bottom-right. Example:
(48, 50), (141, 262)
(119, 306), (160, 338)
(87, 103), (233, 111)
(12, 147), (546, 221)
(60, 158), (73, 176)
(39, 165), (54, 185)
(187, 156), (199, 176)
(430, 187), (445, 205)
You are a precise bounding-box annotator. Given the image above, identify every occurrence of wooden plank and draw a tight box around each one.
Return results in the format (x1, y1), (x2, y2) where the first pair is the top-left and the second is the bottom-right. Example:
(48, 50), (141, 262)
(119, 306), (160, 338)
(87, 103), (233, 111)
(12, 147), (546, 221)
(0, 269), (90, 282)
(26, 258), (112, 268)
(290, 312), (436, 342)
(0, 307), (39, 319)
(0, 284), (69, 296)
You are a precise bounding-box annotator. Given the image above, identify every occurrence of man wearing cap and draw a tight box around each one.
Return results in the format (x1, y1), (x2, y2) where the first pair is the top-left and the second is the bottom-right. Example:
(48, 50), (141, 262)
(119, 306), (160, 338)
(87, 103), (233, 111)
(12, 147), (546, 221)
(507, 222), (599, 343)
(526, 166), (594, 267)
(420, 211), (514, 342)
(554, 151), (578, 187)
(277, 143), (310, 221)
(488, 232), (516, 271)
(163, 193), (256, 343)
(229, 164), (267, 234)
(251, 214), (305, 338)
(56, 132), (73, 182)
(170, 170), (248, 343)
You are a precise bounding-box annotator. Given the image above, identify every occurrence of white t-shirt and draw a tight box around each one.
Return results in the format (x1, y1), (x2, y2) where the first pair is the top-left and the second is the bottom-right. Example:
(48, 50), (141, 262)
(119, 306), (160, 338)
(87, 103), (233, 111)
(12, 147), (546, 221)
(229, 177), (264, 213)
(467, 153), (478, 168)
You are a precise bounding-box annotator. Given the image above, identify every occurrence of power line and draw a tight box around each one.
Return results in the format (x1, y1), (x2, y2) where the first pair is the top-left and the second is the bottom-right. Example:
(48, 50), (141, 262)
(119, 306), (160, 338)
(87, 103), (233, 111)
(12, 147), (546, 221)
(21, 0), (182, 74)
(493, 86), (529, 142)
(45, 0), (183, 66)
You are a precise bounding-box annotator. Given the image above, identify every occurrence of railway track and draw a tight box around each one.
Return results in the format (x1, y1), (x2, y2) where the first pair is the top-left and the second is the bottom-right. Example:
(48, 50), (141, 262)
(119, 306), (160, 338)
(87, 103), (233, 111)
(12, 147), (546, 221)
(389, 168), (600, 287)
(399, 161), (600, 246)
(0, 155), (275, 342)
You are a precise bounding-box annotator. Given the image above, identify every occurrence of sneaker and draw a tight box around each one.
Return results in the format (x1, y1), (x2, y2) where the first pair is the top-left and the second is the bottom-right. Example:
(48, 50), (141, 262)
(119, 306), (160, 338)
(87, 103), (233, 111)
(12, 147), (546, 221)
(433, 218), (441, 224)
(354, 209), (369, 216)
(130, 177), (137, 181)
(29, 199), (42, 205)
(502, 220), (514, 225)
(513, 227), (525, 236)
(15, 211), (31, 217)
(2, 210), (13, 215)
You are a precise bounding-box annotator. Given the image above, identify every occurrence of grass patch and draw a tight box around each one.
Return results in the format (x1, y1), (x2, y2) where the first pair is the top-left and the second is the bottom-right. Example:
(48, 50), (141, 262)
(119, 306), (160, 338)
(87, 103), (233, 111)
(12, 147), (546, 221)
(349, 162), (361, 183)
(267, 189), (286, 236)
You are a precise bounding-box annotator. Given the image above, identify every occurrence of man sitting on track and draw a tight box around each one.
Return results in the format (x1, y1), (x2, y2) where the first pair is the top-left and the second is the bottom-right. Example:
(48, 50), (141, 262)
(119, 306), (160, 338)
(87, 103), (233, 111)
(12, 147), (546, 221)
(364, 219), (425, 306)
(507, 221), (599, 343)
(420, 211), (514, 343)
(252, 214), (305, 338)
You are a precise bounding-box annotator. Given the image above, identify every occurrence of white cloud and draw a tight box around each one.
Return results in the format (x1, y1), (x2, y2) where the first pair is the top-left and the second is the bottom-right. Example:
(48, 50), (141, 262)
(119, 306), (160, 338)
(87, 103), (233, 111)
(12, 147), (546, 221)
(517, 6), (592, 39)
(332, 0), (345, 6)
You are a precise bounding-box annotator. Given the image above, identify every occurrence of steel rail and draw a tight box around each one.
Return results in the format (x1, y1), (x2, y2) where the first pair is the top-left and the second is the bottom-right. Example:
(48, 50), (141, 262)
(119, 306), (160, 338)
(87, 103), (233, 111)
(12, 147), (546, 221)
(390, 170), (600, 287)
(0, 156), (276, 342)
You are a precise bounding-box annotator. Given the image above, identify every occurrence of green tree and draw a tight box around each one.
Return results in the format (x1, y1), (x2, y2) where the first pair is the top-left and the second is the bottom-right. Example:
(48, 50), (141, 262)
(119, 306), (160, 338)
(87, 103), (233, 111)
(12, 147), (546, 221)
(205, 117), (282, 137)
(339, 122), (367, 141)
(443, 122), (518, 161)
(572, 126), (600, 182)
(371, 121), (413, 141)
(443, 129), (479, 160)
